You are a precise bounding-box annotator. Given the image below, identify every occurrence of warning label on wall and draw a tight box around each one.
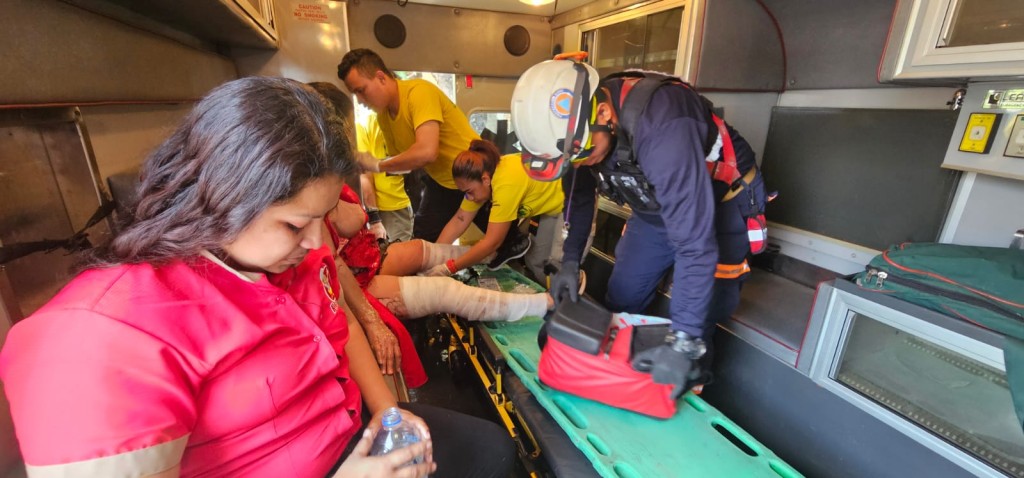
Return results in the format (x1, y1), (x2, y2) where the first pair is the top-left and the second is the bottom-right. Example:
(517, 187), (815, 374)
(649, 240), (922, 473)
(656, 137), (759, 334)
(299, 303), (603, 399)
(293, 2), (329, 23)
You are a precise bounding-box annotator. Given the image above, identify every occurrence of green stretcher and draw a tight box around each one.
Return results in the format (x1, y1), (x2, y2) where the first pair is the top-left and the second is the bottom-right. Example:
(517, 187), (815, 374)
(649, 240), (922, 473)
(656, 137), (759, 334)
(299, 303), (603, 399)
(465, 266), (803, 478)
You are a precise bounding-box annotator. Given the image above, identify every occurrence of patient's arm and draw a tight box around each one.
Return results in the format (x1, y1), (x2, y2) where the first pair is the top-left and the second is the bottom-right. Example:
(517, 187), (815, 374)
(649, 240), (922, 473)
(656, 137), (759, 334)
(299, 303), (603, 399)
(336, 254), (401, 375)
(320, 220), (400, 375)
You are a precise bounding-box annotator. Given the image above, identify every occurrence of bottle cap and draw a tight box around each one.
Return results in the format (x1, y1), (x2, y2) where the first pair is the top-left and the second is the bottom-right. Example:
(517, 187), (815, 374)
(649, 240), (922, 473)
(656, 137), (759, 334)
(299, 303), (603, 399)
(381, 407), (403, 427)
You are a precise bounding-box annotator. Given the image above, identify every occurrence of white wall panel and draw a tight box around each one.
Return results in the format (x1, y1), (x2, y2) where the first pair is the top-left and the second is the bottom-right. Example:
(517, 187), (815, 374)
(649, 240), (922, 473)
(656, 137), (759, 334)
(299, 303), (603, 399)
(232, 0), (351, 86)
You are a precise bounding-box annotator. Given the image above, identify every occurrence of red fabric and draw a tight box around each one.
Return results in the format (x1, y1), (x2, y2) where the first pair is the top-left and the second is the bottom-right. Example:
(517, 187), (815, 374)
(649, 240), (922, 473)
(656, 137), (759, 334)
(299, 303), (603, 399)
(330, 184), (426, 388)
(362, 289), (428, 388)
(343, 230), (382, 287)
(0, 248), (359, 476)
(708, 114), (742, 186)
(339, 183), (364, 214)
(537, 326), (677, 419)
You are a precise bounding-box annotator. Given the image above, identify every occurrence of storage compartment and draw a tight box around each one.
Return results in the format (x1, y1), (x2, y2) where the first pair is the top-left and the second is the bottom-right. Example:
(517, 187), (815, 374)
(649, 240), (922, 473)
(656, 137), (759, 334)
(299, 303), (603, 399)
(810, 279), (1022, 477)
(836, 314), (1024, 476)
(65, 0), (279, 48)
(564, 0), (784, 91)
(0, 108), (112, 321)
(880, 0), (1024, 83)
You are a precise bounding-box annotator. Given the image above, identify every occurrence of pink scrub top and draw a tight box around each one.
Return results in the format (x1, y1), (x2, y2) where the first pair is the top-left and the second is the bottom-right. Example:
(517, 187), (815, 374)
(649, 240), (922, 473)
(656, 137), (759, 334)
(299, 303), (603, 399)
(0, 245), (361, 477)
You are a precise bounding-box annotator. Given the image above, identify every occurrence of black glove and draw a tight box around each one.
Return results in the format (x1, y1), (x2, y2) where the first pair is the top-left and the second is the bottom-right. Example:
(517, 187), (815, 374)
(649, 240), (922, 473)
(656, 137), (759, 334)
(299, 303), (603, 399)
(631, 333), (706, 399)
(549, 260), (580, 305)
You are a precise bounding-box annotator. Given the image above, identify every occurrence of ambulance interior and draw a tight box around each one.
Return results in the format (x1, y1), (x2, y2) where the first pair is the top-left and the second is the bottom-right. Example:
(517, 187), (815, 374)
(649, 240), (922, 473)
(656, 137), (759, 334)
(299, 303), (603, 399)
(2, 0), (1024, 477)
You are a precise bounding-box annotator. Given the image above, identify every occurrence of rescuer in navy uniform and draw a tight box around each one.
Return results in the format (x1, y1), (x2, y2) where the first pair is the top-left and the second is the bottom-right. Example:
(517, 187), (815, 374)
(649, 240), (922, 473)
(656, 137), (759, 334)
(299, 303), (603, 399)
(510, 54), (767, 397)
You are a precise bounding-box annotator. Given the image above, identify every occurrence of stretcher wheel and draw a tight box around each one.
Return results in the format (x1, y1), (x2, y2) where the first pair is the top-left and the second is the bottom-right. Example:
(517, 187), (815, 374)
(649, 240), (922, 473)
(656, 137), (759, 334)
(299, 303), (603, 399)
(447, 348), (469, 375)
(426, 316), (452, 356)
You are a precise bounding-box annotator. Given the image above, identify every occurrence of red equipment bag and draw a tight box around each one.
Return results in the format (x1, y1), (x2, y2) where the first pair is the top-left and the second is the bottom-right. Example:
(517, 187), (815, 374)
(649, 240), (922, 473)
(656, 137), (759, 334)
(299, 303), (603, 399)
(537, 297), (678, 419)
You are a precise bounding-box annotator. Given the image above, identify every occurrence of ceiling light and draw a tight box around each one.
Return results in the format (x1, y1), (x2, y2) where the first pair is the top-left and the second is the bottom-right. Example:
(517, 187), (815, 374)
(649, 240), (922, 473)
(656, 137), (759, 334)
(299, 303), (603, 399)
(519, 0), (555, 5)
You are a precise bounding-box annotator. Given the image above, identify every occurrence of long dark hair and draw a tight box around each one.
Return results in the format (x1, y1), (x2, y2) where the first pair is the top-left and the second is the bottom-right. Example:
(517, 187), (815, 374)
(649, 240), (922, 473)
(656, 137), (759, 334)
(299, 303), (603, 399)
(452, 139), (501, 182)
(87, 77), (355, 267)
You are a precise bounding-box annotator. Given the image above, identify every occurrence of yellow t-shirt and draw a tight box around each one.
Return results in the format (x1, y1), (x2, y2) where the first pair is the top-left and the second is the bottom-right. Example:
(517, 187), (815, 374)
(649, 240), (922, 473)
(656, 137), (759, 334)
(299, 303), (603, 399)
(377, 79), (479, 189)
(357, 116), (410, 212)
(461, 154), (564, 222)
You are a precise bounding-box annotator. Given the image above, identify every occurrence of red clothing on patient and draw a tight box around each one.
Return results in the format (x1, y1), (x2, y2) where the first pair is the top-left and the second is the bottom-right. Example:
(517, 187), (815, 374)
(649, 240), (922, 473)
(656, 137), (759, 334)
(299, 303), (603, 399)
(0, 246), (360, 477)
(328, 184), (427, 388)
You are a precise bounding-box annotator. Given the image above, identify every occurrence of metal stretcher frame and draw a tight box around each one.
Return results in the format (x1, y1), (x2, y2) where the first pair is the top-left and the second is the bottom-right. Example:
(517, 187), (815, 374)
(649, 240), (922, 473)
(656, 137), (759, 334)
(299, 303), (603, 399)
(444, 314), (597, 477)
(444, 267), (802, 478)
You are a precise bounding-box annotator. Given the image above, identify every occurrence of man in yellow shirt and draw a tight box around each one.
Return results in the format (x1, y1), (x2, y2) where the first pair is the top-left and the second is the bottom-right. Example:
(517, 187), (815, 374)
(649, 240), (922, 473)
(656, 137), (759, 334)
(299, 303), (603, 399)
(339, 49), (481, 242)
(356, 114), (413, 242)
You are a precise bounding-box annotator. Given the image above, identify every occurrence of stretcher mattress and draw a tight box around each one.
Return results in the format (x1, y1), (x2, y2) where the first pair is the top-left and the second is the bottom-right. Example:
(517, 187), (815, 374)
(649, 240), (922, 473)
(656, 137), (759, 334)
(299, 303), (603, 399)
(472, 267), (803, 478)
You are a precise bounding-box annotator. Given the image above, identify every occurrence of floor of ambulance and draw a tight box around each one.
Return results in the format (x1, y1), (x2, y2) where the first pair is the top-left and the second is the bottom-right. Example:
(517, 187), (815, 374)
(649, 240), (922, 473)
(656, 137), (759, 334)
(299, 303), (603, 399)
(403, 316), (533, 478)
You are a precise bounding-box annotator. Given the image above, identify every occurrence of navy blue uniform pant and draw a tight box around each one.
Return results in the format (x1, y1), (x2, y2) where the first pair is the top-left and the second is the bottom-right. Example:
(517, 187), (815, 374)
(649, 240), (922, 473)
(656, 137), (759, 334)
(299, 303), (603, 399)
(604, 195), (750, 343)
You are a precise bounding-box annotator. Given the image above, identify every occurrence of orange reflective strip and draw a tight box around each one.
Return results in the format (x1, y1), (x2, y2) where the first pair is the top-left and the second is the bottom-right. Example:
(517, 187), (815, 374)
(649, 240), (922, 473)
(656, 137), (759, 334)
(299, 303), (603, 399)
(715, 260), (750, 279)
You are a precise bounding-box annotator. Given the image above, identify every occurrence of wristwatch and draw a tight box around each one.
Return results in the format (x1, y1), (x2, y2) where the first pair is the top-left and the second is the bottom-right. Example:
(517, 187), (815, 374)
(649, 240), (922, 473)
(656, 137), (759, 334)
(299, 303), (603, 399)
(366, 208), (382, 224)
(666, 330), (707, 359)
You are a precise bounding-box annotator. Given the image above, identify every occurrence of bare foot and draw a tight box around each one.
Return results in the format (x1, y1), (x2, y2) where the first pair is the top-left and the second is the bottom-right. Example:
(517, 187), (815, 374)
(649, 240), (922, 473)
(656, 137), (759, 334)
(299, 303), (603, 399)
(546, 293), (554, 310)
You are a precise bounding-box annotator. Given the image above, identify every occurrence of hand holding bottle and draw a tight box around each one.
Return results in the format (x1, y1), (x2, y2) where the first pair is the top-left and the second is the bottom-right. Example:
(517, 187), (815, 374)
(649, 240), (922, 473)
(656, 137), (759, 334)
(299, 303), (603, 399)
(333, 428), (435, 478)
(368, 407), (433, 466)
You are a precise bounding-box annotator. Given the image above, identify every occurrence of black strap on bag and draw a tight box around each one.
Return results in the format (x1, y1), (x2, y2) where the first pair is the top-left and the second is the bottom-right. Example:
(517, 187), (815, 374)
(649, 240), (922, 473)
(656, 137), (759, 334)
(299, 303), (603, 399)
(0, 200), (115, 265)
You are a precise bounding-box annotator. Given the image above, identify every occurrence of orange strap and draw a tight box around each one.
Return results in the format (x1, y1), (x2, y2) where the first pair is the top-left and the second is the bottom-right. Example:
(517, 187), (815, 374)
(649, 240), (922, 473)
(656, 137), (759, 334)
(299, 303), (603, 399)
(553, 51), (589, 62)
(715, 260), (751, 279)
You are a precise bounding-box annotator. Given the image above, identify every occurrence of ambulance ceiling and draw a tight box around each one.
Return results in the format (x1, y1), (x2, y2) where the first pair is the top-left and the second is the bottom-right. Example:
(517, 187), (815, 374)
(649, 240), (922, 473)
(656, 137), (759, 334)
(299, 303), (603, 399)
(397, 0), (593, 16)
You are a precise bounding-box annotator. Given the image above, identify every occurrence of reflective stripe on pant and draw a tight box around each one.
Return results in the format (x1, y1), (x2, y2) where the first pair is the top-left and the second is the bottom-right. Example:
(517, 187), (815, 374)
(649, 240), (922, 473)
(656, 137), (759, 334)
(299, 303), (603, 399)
(715, 260), (750, 279)
(703, 185), (753, 341)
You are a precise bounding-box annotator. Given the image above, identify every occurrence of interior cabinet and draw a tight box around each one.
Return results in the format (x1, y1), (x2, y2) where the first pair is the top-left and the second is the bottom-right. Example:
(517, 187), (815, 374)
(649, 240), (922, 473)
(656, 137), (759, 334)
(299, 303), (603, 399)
(809, 279), (1024, 477)
(879, 0), (1024, 83)
(62, 0), (279, 49)
(571, 0), (785, 92)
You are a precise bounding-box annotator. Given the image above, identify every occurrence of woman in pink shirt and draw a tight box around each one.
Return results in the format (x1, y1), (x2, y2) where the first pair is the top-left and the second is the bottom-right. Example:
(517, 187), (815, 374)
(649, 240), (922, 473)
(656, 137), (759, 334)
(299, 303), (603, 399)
(0, 77), (513, 478)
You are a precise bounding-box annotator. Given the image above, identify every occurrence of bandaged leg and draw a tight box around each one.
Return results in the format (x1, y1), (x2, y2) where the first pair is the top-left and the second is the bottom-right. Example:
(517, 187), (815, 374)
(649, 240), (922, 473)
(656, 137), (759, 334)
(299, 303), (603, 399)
(421, 241), (471, 269)
(382, 240), (476, 276)
(420, 241), (496, 270)
(398, 276), (548, 322)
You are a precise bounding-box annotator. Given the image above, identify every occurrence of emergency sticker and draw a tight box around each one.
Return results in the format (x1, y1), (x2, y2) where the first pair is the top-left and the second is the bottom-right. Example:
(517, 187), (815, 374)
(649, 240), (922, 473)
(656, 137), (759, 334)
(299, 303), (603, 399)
(319, 264), (339, 314)
(550, 88), (574, 119)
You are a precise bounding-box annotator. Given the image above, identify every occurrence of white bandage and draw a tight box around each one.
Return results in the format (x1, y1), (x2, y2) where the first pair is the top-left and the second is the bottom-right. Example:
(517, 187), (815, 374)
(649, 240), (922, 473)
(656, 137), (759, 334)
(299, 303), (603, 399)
(398, 276), (548, 322)
(420, 241), (472, 269)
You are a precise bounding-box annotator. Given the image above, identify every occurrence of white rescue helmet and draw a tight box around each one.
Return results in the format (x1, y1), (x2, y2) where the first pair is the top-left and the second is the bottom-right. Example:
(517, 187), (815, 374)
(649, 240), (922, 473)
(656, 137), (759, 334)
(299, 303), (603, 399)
(511, 56), (600, 181)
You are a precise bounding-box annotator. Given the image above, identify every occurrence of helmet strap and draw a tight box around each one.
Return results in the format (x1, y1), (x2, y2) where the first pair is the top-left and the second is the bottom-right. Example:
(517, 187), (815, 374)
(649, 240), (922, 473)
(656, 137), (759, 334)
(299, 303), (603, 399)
(561, 62), (592, 161)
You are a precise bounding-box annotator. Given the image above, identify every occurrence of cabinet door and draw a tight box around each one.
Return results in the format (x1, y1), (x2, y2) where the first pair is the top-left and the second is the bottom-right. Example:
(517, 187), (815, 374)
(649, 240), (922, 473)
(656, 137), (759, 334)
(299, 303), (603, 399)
(941, 0), (1024, 48)
(582, 8), (683, 78)
(230, 0), (276, 40)
(881, 0), (1024, 82)
(579, 1), (694, 80)
(810, 285), (1020, 477)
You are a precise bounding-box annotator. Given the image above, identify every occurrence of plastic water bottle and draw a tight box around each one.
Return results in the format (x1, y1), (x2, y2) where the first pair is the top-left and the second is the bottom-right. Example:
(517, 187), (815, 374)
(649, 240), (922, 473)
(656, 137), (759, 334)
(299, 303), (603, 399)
(369, 407), (424, 465)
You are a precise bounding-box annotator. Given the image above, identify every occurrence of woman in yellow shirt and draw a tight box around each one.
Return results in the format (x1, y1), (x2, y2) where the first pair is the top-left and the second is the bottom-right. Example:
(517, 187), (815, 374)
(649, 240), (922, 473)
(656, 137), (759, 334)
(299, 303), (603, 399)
(430, 140), (564, 279)
(357, 114), (413, 242)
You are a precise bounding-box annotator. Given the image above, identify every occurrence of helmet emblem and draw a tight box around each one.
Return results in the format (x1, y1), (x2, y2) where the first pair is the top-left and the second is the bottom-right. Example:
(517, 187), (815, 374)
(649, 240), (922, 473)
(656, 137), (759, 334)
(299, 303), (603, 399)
(550, 88), (574, 119)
